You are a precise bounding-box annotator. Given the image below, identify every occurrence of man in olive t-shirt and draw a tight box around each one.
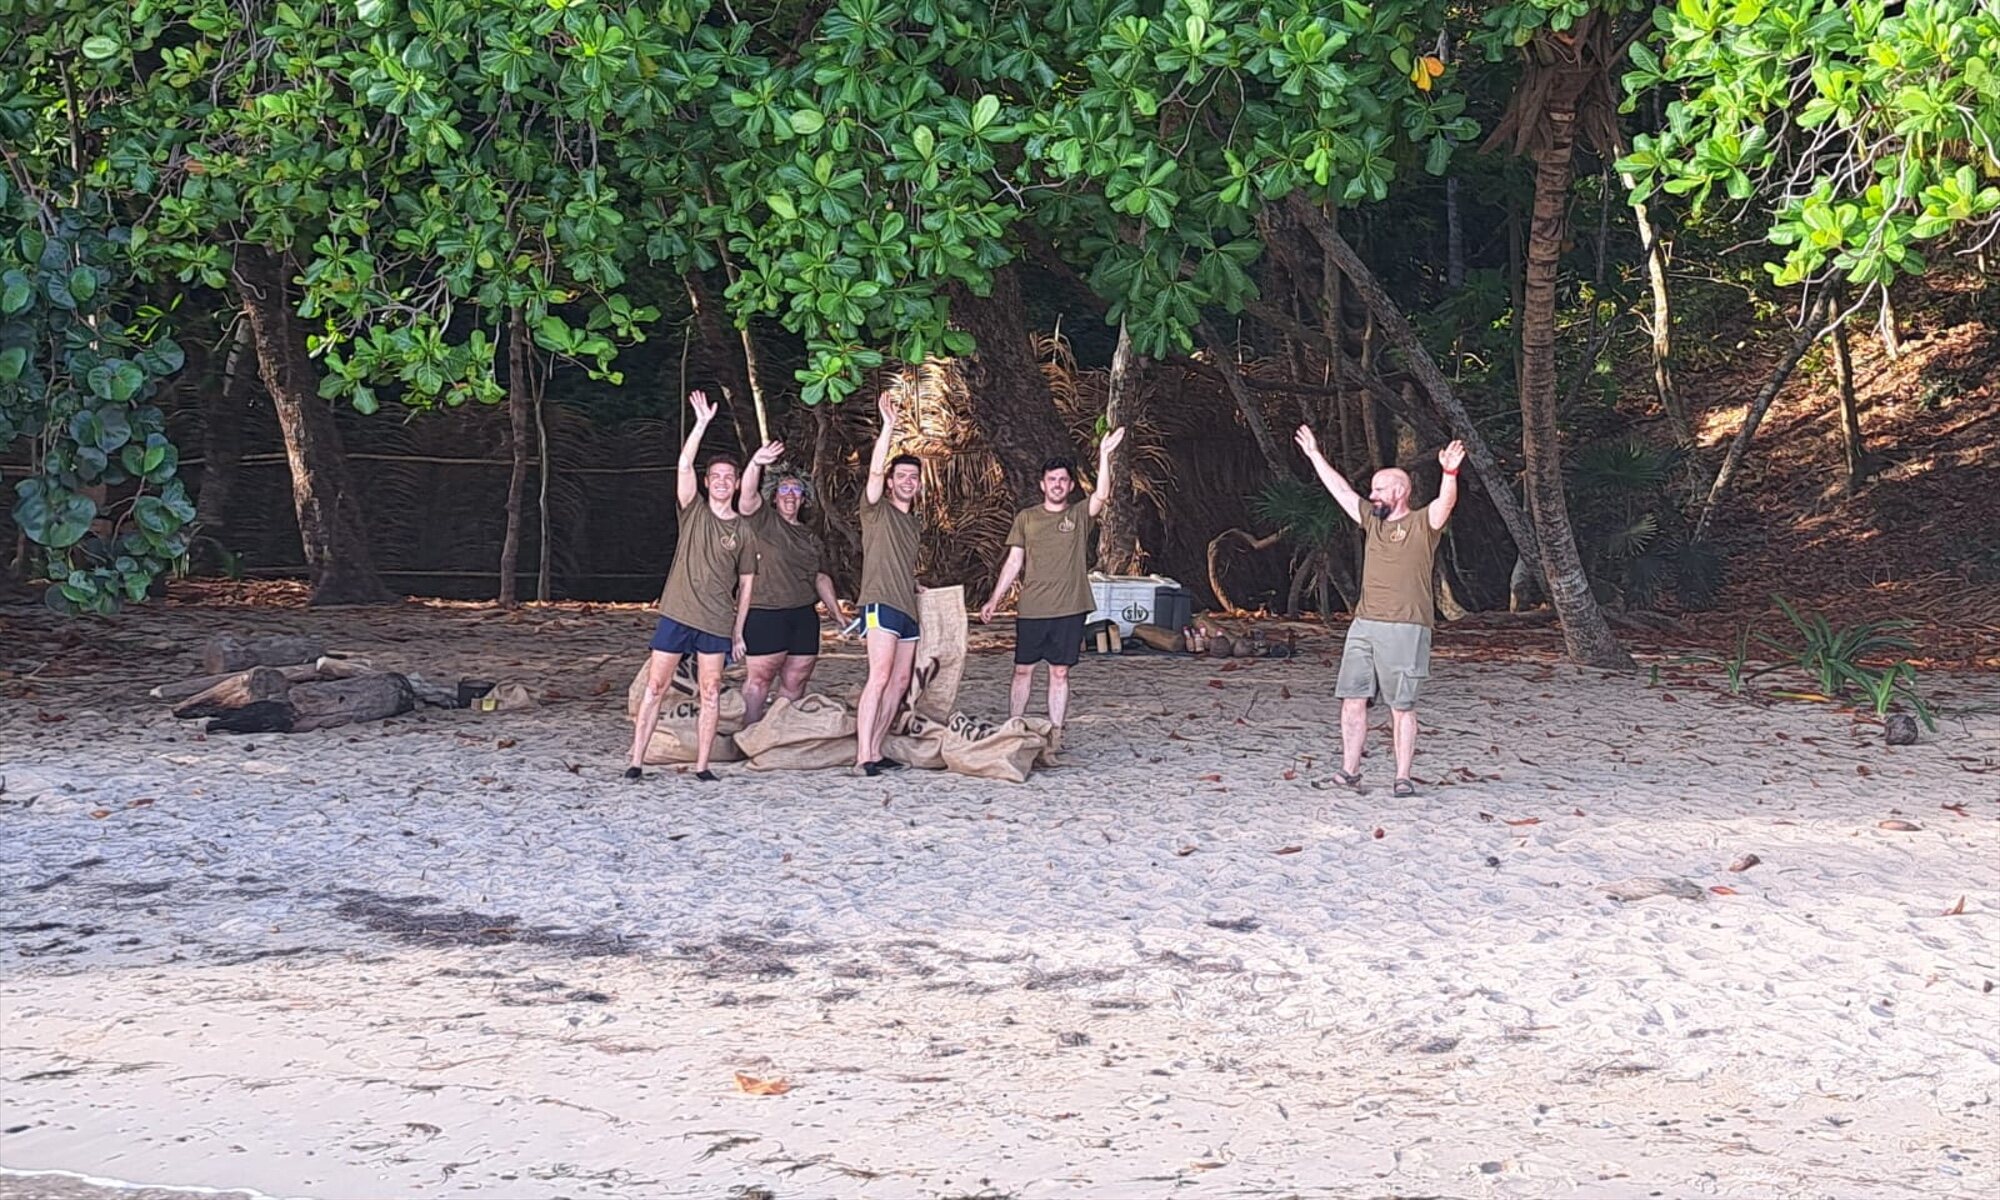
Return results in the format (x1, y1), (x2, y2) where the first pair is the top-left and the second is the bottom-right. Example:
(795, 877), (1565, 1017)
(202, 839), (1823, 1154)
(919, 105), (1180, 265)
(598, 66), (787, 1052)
(853, 388), (927, 776)
(1296, 426), (1466, 798)
(979, 428), (1125, 736)
(626, 389), (777, 782)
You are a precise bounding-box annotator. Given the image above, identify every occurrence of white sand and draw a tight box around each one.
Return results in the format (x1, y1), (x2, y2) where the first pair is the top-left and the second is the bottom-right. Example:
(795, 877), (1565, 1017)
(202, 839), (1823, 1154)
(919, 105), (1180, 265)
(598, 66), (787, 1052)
(2, 603), (1996, 1198)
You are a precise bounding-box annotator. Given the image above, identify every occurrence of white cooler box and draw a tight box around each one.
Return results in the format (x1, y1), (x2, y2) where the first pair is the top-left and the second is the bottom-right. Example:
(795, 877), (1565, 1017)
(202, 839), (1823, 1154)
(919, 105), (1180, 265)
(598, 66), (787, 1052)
(1086, 573), (1193, 636)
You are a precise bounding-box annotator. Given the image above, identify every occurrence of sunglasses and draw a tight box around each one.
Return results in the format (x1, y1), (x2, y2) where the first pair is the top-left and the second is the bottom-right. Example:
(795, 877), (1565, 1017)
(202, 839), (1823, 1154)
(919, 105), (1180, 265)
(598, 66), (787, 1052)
(776, 485), (806, 496)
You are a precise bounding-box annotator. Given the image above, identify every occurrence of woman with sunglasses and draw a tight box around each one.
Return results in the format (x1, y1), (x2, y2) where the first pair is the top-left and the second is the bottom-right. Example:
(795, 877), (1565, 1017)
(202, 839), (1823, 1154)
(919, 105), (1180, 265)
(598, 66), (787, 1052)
(733, 467), (847, 725)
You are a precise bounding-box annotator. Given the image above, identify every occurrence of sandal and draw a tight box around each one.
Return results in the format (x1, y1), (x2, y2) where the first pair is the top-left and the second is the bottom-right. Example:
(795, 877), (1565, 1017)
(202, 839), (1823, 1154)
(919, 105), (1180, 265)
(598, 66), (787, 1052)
(1392, 778), (1417, 798)
(1315, 767), (1362, 791)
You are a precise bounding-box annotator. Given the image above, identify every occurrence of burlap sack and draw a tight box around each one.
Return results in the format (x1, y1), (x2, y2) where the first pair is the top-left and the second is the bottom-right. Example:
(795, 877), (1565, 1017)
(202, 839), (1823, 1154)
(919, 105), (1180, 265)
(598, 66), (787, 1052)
(903, 585), (967, 727)
(938, 711), (1055, 783)
(640, 695), (747, 764)
(626, 662), (745, 731)
(882, 712), (948, 770)
(735, 694), (859, 771)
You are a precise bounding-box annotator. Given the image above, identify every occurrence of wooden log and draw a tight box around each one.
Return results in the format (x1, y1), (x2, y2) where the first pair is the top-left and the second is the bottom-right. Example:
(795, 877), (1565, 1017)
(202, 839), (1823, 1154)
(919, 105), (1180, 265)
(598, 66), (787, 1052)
(1130, 623), (1185, 653)
(173, 666), (300, 734)
(151, 663), (320, 703)
(173, 667), (294, 720)
(288, 673), (416, 732)
(201, 634), (328, 675)
(311, 655), (377, 680)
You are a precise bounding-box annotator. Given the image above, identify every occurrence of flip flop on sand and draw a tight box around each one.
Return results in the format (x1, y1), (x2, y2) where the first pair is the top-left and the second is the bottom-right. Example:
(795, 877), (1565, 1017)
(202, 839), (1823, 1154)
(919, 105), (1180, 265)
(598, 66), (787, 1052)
(1392, 778), (1417, 798)
(1314, 767), (1362, 791)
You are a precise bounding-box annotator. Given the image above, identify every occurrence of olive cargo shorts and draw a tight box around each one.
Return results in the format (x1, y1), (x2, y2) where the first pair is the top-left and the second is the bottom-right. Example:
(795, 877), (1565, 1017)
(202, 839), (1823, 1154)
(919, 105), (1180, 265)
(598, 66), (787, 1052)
(1334, 618), (1432, 711)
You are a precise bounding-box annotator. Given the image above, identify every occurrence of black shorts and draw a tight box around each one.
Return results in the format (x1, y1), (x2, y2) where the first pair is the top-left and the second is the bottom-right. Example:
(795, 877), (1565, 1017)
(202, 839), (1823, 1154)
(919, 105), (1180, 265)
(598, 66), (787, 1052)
(1015, 612), (1086, 667)
(743, 605), (820, 657)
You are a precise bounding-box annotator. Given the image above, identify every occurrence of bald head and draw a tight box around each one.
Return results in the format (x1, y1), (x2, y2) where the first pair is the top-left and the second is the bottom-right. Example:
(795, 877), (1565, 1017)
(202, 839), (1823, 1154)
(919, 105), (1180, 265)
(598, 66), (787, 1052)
(1367, 468), (1413, 519)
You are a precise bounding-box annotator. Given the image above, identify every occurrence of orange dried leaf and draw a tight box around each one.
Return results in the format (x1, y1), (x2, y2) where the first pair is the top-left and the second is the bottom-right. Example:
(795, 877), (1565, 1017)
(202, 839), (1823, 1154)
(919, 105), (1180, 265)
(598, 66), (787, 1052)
(1272, 845), (1303, 855)
(734, 1072), (792, 1096)
(1504, 817), (1541, 827)
(1709, 885), (1739, 896)
(1944, 895), (1966, 916)
(1281, 769), (1298, 781)
(1198, 773), (1222, 783)
(89, 809), (111, 819)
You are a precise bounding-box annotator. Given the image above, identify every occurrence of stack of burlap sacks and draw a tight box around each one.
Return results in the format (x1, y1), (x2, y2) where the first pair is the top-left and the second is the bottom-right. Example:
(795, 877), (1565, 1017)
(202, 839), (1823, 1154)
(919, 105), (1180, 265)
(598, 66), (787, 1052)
(624, 587), (1059, 783)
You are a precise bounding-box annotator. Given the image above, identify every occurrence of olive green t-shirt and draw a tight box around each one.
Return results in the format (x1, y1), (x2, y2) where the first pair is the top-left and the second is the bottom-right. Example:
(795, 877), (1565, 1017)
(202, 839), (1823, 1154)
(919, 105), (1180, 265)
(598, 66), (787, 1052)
(745, 506), (825, 611)
(857, 494), (921, 615)
(1004, 503), (1095, 619)
(1355, 507), (1445, 627)
(657, 499), (754, 637)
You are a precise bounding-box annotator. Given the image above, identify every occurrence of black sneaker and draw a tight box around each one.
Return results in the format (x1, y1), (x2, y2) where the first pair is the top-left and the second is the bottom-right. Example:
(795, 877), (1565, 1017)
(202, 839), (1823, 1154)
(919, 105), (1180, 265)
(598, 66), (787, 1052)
(623, 766), (643, 781)
(693, 769), (719, 782)
(874, 757), (907, 771)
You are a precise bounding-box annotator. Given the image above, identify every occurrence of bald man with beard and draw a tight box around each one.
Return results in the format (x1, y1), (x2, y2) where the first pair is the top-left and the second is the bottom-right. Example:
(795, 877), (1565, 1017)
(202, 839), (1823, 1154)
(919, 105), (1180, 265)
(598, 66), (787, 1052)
(1295, 426), (1466, 798)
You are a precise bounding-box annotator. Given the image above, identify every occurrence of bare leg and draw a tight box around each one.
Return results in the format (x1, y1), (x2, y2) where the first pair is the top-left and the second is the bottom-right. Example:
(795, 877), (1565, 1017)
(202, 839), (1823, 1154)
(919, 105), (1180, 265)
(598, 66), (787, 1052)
(1340, 697), (1368, 776)
(693, 652), (726, 774)
(627, 650), (684, 771)
(1047, 664), (1071, 729)
(868, 640), (919, 762)
(854, 629), (900, 769)
(742, 653), (787, 725)
(777, 655), (817, 702)
(1391, 707), (1419, 782)
(1009, 664), (1035, 720)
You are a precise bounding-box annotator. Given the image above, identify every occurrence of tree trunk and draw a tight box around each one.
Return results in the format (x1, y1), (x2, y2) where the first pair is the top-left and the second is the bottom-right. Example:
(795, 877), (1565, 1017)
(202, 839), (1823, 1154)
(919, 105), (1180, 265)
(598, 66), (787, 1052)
(194, 317), (256, 568)
(1693, 290), (1836, 540)
(1286, 196), (1546, 582)
(949, 264), (1077, 505)
(231, 245), (389, 606)
(681, 270), (755, 460)
(1520, 111), (1631, 668)
(1623, 173), (1690, 445)
(1358, 307), (1392, 468)
(1095, 319), (1145, 574)
(499, 309), (531, 608)
(1445, 176), (1466, 292)
(1195, 320), (1288, 475)
(1878, 286), (1901, 361)
(1833, 293), (1869, 493)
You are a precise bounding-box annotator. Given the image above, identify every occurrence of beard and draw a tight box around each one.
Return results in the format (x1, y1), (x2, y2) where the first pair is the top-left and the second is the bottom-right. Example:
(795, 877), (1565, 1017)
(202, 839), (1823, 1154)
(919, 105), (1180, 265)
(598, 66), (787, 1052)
(1370, 501), (1392, 519)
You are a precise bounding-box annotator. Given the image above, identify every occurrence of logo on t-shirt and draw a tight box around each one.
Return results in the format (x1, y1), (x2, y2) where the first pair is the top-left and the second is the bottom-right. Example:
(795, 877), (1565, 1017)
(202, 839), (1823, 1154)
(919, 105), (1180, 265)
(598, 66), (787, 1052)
(1386, 524), (1409, 544)
(1058, 512), (1077, 534)
(720, 530), (740, 551)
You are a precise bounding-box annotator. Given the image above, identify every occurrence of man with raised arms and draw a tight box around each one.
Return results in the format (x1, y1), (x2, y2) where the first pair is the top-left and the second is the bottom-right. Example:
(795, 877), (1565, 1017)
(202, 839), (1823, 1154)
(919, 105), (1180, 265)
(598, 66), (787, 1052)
(625, 389), (777, 781)
(853, 389), (925, 777)
(1295, 426), (1466, 797)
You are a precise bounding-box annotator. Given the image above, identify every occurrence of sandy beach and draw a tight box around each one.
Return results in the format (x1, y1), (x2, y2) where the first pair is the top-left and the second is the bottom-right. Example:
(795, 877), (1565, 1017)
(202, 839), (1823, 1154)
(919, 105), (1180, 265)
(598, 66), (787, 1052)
(2, 600), (1996, 1198)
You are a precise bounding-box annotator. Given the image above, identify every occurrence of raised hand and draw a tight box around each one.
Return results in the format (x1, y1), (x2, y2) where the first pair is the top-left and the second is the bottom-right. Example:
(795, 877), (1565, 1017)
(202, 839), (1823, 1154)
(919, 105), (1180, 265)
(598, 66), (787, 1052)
(877, 388), (899, 426)
(751, 440), (785, 466)
(689, 389), (718, 424)
(1099, 425), (1127, 456)
(1438, 439), (1466, 472)
(1294, 424), (1322, 460)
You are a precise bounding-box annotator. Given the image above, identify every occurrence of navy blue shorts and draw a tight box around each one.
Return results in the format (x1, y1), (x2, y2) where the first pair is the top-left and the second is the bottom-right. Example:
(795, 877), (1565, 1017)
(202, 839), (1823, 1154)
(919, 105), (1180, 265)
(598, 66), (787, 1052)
(650, 616), (732, 660)
(862, 602), (920, 643)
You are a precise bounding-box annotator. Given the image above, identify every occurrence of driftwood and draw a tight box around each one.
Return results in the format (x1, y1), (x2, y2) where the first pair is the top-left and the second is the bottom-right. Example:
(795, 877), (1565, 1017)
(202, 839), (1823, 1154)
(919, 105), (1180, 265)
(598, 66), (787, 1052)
(201, 634), (328, 675)
(173, 667), (294, 720)
(151, 663), (321, 703)
(1130, 623), (1185, 653)
(176, 667), (299, 734)
(289, 673), (416, 732)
